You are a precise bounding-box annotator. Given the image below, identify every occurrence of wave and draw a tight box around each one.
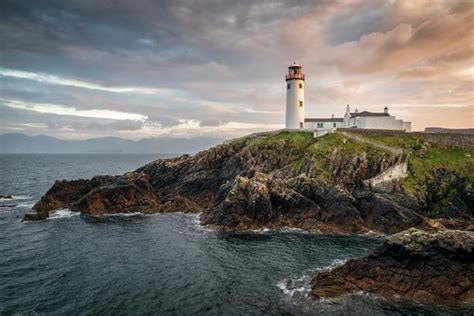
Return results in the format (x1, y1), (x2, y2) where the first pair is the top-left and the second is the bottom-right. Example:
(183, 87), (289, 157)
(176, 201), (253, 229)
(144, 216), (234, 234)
(277, 273), (313, 299)
(99, 212), (144, 217)
(249, 227), (319, 234)
(16, 201), (35, 208)
(0, 195), (31, 201)
(49, 208), (80, 219)
(277, 259), (348, 299)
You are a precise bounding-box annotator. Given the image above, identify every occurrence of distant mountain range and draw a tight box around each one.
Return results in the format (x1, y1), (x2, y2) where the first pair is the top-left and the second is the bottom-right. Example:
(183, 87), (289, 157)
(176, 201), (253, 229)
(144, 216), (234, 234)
(0, 133), (224, 154)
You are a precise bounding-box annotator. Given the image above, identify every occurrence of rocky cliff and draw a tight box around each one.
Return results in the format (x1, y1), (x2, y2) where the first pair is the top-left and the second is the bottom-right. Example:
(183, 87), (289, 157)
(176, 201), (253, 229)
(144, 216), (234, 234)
(311, 228), (474, 305)
(25, 131), (473, 234)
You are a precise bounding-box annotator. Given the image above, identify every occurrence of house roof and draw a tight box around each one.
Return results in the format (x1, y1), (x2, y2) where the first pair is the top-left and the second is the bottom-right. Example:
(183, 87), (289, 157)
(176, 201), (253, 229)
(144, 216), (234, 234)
(350, 111), (389, 117)
(304, 118), (344, 122)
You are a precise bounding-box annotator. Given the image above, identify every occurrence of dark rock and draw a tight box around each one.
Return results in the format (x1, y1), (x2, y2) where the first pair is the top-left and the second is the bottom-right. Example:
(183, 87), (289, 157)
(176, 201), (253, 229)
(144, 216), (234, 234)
(25, 132), (473, 234)
(311, 228), (474, 305)
(0, 195), (13, 199)
(24, 172), (161, 220)
(0, 204), (17, 207)
(23, 212), (48, 221)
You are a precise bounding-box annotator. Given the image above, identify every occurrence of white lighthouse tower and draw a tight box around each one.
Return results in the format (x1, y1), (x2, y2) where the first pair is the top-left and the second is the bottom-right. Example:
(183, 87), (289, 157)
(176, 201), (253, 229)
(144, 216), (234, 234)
(285, 61), (305, 129)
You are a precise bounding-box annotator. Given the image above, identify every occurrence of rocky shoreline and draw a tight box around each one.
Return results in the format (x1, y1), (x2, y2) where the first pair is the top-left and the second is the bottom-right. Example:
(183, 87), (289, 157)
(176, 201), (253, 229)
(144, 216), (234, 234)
(21, 130), (474, 306)
(311, 228), (474, 306)
(25, 131), (473, 234)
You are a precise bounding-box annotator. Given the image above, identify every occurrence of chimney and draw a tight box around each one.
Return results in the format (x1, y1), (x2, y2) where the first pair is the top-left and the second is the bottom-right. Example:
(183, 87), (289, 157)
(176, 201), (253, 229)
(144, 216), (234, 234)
(384, 106), (389, 114)
(355, 108), (359, 113)
(331, 113), (334, 118)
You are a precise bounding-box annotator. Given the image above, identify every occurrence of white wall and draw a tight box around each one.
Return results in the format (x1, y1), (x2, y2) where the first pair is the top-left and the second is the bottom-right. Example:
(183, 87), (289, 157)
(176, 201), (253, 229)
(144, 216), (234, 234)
(403, 122), (412, 132)
(304, 121), (343, 130)
(286, 78), (305, 129)
(358, 116), (406, 130)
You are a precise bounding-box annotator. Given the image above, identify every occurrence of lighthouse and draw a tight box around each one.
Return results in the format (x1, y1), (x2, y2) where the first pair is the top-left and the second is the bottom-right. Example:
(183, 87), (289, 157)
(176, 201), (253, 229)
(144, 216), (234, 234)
(285, 61), (305, 129)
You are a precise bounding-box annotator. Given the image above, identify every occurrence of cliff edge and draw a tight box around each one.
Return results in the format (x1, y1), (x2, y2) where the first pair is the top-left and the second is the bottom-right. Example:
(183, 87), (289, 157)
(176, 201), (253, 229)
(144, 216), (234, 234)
(25, 131), (473, 234)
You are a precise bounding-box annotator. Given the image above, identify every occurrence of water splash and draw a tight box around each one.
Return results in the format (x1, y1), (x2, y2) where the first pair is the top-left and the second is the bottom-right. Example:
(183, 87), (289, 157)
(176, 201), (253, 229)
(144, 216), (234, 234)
(277, 259), (348, 300)
(49, 208), (80, 219)
(0, 195), (31, 201)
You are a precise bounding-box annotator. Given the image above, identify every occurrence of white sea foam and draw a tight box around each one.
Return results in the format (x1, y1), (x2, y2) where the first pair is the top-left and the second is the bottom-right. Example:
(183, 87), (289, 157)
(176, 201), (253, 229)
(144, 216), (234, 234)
(0, 195), (30, 201)
(100, 212), (144, 217)
(16, 201), (35, 208)
(364, 230), (384, 237)
(250, 227), (271, 233)
(248, 226), (321, 234)
(324, 259), (348, 271)
(188, 213), (215, 232)
(277, 271), (315, 299)
(49, 208), (80, 219)
(277, 259), (349, 300)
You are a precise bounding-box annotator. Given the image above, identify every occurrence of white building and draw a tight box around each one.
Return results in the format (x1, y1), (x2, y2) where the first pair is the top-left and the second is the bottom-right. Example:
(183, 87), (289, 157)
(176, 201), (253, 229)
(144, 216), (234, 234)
(285, 62), (305, 129)
(285, 62), (411, 133)
(342, 104), (411, 131)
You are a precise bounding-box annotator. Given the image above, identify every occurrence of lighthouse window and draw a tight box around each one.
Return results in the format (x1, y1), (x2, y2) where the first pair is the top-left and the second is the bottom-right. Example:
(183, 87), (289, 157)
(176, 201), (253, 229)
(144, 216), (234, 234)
(299, 122), (303, 128)
(299, 83), (302, 89)
(299, 101), (303, 107)
(287, 83), (290, 90)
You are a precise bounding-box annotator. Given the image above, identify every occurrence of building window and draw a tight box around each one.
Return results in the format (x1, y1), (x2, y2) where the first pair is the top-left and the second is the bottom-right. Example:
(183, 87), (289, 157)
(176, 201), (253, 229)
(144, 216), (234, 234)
(300, 122), (303, 129)
(317, 123), (323, 128)
(299, 101), (303, 107)
(287, 83), (290, 90)
(299, 83), (302, 89)
(333, 123), (336, 128)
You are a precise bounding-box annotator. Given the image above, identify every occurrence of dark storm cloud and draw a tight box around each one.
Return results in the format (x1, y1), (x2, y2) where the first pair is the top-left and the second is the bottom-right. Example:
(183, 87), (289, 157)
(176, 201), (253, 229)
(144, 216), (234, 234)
(0, 0), (335, 85)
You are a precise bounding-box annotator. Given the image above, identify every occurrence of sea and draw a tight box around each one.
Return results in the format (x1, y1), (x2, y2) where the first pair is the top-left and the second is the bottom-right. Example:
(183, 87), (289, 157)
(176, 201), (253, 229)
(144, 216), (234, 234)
(0, 154), (471, 315)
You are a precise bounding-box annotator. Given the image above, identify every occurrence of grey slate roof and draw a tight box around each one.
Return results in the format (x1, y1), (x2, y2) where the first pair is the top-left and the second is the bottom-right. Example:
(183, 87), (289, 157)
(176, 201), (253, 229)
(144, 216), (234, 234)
(304, 118), (344, 122)
(350, 111), (389, 117)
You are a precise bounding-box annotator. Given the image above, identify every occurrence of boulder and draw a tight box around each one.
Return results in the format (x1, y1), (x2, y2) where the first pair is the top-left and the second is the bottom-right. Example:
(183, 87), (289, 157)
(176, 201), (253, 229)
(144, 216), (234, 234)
(311, 228), (474, 305)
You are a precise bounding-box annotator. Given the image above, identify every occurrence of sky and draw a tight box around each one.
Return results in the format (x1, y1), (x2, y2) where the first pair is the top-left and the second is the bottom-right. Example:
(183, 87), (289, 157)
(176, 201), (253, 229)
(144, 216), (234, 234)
(0, 0), (473, 140)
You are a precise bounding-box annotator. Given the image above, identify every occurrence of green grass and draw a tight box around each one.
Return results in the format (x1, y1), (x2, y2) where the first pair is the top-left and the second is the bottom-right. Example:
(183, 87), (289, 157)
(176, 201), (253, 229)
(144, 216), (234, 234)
(238, 131), (473, 193)
(359, 134), (474, 194)
(254, 131), (314, 153)
(245, 131), (394, 177)
(401, 146), (474, 194)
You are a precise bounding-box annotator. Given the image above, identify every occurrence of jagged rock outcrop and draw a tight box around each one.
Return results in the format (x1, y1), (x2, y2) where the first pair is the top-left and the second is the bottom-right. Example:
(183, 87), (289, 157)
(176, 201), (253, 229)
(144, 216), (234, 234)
(23, 131), (473, 234)
(27, 172), (161, 220)
(311, 228), (474, 305)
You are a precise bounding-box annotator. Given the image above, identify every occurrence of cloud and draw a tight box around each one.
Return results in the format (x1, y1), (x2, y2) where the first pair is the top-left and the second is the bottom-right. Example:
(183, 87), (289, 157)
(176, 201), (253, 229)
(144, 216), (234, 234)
(145, 114), (180, 128)
(2, 99), (146, 121)
(47, 120), (144, 131)
(331, 5), (474, 75)
(0, 0), (472, 139)
(0, 68), (173, 94)
(199, 119), (228, 127)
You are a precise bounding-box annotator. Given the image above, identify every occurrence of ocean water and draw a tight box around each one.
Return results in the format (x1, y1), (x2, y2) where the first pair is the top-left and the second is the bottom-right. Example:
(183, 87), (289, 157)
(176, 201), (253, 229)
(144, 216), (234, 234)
(0, 154), (471, 315)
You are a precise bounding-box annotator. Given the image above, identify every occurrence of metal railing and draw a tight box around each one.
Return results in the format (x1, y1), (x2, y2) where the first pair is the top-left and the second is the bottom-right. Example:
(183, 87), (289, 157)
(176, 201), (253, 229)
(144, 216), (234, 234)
(285, 74), (305, 80)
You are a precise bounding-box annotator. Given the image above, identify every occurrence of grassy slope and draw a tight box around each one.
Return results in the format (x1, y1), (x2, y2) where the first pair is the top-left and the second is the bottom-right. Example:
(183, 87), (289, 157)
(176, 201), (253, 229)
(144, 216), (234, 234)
(239, 131), (473, 193)
(361, 134), (474, 194)
(230, 131), (472, 219)
(243, 131), (394, 177)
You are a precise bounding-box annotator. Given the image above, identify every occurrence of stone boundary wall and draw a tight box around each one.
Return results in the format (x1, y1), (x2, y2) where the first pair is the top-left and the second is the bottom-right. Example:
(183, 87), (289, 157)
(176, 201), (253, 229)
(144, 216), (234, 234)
(336, 128), (474, 149)
(364, 162), (408, 189)
(336, 130), (403, 156)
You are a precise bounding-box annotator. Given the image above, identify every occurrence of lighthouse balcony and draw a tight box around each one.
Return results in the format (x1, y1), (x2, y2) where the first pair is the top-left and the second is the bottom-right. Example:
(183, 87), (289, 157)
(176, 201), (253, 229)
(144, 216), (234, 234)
(285, 74), (305, 81)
